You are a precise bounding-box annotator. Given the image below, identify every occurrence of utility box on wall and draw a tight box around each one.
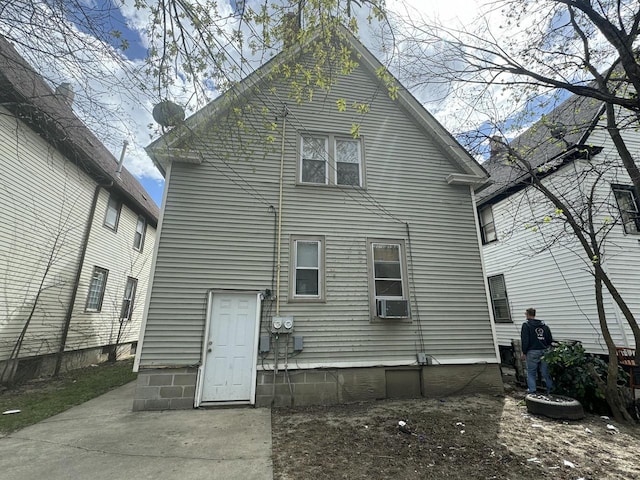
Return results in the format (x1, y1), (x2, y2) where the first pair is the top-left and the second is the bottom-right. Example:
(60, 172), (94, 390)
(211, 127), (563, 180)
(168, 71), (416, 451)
(272, 316), (294, 334)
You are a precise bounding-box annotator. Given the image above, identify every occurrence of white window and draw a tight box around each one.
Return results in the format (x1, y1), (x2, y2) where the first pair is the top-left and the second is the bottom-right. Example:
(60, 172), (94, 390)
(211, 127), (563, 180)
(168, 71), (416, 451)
(133, 215), (146, 251)
(299, 133), (363, 187)
(488, 274), (511, 323)
(300, 136), (328, 184)
(335, 138), (362, 186)
(120, 277), (138, 320)
(85, 267), (108, 312)
(613, 185), (640, 234)
(104, 194), (120, 231)
(290, 236), (324, 301)
(372, 243), (405, 299)
(368, 239), (410, 319)
(479, 206), (497, 244)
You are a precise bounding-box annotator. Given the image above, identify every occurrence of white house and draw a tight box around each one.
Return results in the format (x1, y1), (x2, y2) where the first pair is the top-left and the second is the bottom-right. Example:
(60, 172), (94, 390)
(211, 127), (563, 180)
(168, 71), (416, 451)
(133, 26), (502, 410)
(0, 35), (158, 382)
(477, 94), (640, 361)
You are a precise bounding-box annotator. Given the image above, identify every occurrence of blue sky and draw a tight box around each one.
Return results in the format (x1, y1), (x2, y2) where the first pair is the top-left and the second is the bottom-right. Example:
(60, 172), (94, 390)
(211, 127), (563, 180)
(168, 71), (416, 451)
(50, 0), (556, 208)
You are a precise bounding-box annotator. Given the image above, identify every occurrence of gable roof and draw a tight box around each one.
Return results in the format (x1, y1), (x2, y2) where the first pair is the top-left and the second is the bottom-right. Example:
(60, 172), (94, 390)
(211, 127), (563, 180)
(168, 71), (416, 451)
(146, 25), (488, 186)
(477, 94), (605, 205)
(0, 35), (159, 226)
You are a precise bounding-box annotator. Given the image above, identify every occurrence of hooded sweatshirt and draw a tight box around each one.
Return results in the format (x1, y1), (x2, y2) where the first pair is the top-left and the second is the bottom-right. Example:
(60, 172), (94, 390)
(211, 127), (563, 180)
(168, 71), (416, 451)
(521, 319), (553, 354)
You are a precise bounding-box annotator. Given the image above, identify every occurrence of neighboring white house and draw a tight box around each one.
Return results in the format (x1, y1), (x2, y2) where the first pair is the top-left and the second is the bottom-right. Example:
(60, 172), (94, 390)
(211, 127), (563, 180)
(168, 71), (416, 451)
(133, 26), (503, 411)
(0, 35), (159, 382)
(477, 94), (640, 360)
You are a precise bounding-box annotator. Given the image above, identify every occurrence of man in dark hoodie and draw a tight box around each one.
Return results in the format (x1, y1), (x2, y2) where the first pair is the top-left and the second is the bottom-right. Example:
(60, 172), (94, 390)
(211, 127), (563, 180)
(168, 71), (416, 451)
(521, 308), (554, 394)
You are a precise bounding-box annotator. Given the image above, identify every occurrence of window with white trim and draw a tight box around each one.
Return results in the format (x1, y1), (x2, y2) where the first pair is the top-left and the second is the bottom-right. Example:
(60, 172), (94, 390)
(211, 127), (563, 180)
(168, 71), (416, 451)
(368, 239), (410, 319)
(120, 277), (138, 320)
(133, 215), (146, 251)
(85, 267), (108, 312)
(290, 236), (324, 301)
(104, 194), (121, 231)
(300, 136), (328, 184)
(488, 274), (511, 323)
(479, 206), (497, 244)
(299, 133), (363, 187)
(335, 138), (362, 186)
(612, 185), (640, 234)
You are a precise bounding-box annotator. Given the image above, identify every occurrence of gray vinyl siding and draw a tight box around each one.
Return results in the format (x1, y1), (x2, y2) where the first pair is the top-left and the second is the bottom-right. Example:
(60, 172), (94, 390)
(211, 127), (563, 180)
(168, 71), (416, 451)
(484, 117), (640, 354)
(140, 61), (497, 367)
(0, 106), (93, 360)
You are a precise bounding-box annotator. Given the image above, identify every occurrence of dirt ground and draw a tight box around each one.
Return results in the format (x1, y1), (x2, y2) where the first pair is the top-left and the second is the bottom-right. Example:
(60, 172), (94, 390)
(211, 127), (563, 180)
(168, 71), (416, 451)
(271, 376), (640, 480)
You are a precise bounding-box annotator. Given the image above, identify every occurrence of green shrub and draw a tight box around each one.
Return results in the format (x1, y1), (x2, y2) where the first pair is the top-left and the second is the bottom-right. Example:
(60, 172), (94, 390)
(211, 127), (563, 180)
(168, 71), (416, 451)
(543, 341), (620, 414)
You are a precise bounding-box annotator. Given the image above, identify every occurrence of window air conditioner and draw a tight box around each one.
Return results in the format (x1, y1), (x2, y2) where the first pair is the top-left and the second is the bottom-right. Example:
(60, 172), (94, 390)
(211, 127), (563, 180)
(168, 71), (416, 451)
(376, 299), (409, 318)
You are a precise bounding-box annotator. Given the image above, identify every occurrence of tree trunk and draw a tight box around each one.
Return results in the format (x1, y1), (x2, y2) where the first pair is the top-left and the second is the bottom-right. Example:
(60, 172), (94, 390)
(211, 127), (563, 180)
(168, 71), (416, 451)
(594, 271), (635, 423)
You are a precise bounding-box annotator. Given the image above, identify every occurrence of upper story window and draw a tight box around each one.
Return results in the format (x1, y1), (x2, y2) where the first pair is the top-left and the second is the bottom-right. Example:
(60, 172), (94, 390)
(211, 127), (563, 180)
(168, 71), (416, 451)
(289, 236), (324, 302)
(479, 206), (497, 244)
(368, 239), (410, 319)
(301, 136), (328, 184)
(85, 266), (108, 312)
(133, 215), (146, 251)
(299, 133), (363, 187)
(335, 138), (362, 186)
(104, 194), (121, 231)
(612, 185), (640, 234)
(487, 274), (511, 323)
(120, 277), (138, 321)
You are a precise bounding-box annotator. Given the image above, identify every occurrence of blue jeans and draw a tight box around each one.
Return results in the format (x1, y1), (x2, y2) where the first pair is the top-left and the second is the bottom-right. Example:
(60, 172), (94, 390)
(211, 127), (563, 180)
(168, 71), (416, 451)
(526, 349), (553, 394)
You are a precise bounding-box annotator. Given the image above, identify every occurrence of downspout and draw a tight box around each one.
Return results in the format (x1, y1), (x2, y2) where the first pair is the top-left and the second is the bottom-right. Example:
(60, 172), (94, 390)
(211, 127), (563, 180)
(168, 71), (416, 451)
(275, 106), (288, 315)
(54, 182), (111, 375)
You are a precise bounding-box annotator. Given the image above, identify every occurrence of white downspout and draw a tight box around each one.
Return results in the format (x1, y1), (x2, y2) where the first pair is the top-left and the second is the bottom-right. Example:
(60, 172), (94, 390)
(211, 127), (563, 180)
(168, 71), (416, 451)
(276, 107), (287, 315)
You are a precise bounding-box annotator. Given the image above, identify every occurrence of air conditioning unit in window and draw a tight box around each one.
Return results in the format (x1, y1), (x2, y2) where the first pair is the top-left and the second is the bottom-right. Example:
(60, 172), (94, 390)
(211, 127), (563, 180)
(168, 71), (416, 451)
(376, 299), (409, 318)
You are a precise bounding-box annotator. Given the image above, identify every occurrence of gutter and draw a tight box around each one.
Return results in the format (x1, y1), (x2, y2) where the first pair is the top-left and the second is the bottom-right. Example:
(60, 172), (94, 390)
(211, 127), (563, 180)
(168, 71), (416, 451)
(54, 182), (111, 375)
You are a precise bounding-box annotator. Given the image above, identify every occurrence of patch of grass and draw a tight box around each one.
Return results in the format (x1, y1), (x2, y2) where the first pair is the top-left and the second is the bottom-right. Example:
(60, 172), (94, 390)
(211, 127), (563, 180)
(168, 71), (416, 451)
(0, 359), (136, 434)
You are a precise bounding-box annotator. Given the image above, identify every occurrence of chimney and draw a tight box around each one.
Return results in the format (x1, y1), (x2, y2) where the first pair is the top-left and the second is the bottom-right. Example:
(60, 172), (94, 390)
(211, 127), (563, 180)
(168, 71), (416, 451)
(283, 12), (300, 49)
(55, 82), (75, 107)
(489, 135), (506, 159)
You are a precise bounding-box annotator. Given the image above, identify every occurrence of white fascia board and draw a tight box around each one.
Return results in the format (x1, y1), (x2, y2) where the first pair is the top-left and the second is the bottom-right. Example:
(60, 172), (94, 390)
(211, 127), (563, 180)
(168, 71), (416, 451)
(446, 173), (492, 189)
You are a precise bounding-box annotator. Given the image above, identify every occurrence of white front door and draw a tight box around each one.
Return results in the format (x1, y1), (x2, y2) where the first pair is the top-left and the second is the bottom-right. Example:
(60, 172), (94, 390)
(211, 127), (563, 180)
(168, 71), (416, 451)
(201, 292), (260, 403)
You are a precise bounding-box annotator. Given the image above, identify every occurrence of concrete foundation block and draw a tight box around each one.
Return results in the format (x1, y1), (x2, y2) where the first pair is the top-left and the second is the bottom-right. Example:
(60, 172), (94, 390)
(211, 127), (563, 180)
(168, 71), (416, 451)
(135, 386), (160, 400)
(421, 364), (504, 397)
(386, 369), (422, 399)
(173, 374), (197, 386)
(148, 374), (173, 386)
(144, 399), (171, 410)
(159, 386), (184, 398)
(338, 368), (385, 402)
(170, 398), (195, 410)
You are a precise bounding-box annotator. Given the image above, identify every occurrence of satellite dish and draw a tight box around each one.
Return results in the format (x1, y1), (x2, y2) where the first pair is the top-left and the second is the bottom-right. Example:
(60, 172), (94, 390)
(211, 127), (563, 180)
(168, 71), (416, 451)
(153, 100), (185, 127)
(550, 123), (567, 140)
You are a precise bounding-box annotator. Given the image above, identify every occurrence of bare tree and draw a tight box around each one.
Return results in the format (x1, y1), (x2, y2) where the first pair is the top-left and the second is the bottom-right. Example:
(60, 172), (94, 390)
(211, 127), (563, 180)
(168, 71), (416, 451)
(485, 122), (638, 421)
(396, 0), (640, 191)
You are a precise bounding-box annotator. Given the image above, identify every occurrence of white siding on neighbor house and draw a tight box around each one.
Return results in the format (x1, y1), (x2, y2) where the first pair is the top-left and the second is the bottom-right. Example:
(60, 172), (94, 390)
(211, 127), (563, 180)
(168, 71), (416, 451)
(483, 121), (640, 354)
(588, 120), (640, 349)
(139, 61), (497, 368)
(0, 106), (94, 360)
(65, 187), (156, 353)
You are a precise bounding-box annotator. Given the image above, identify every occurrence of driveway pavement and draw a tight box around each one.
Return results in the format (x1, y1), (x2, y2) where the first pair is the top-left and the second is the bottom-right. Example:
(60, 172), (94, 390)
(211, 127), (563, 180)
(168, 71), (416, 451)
(0, 381), (273, 480)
